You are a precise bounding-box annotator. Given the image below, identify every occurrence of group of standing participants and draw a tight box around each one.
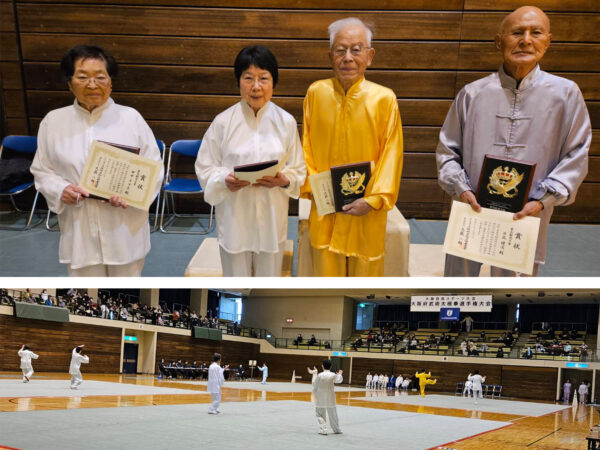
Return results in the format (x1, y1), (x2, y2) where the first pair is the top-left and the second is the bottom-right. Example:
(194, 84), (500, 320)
(29, 6), (590, 278)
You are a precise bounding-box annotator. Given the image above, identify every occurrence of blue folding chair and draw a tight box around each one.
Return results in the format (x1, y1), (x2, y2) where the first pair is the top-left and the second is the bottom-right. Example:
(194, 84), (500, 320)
(159, 139), (214, 234)
(46, 139), (167, 232)
(0, 135), (43, 230)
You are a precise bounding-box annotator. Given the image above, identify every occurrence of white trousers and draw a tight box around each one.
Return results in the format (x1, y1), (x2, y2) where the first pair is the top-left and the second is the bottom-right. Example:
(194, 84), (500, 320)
(444, 254), (539, 277)
(463, 386), (472, 397)
(473, 388), (483, 402)
(70, 371), (83, 388)
(219, 242), (285, 277)
(261, 374), (268, 384)
(316, 407), (341, 434)
(21, 368), (33, 381)
(68, 258), (145, 277)
(208, 392), (221, 413)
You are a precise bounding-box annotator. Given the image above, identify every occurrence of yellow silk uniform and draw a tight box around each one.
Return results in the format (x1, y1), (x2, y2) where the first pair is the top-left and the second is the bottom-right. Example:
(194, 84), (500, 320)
(301, 77), (403, 276)
(415, 371), (437, 397)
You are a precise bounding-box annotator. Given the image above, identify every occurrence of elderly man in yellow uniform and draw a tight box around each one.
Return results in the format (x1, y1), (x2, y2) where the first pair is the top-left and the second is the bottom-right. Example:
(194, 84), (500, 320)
(301, 17), (404, 276)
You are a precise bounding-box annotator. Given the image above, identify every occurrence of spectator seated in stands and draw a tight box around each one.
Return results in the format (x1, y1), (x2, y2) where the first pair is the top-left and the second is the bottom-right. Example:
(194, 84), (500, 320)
(352, 338), (363, 351)
(496, 347), (504, 358)
(522, 347), (533, 359)
(563, 342), (572, 355)
(479, 331), (486, 342)
(308, 334), (317, 346)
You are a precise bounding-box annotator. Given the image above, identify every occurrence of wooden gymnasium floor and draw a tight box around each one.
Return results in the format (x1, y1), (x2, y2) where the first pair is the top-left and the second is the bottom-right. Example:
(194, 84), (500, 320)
(0, 372), (592, 450)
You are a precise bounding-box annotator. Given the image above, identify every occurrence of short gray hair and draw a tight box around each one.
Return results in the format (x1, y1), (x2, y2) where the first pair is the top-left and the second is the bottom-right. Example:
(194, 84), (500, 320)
(328, 17), (373, 48)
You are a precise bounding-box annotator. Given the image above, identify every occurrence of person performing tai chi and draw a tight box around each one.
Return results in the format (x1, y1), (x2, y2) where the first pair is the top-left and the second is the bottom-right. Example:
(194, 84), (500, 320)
(312, 359), (343, 435)
(69, 345), (89, 389)
(563, 379), (572, 404)
(468, 370), (486, 404)
(308, 366), (319, 383)
(207, 353), (228, 414)
(258, 363), (268, 384)
(415, 370), (437, 397)
(18, 345), (39, 383)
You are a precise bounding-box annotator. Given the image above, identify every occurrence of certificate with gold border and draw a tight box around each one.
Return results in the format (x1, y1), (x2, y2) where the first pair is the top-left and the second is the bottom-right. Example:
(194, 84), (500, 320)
(79, 140), (162, 211)
(443, 200), (540, 274)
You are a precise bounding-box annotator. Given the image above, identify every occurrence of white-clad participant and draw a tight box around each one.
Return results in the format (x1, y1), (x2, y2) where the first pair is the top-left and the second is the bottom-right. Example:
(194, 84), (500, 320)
(578, 382), (589, 405)
(372, 374), (379, 390)
(69, 345), (89, 389)
(365, 372), (372, 389)
(207, 353), (228, 414)
(463, 379), (473, 397)
(468, 370), (486, 404)
(308, 366), (319, 383)
(312, 359), (343, 435)
(18, 344), (39, 383)
(395, 375), (403, 390)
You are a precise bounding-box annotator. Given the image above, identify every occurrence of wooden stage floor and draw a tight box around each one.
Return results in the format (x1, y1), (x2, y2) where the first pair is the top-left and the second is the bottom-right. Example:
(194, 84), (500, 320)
(0, 372), (592, 449)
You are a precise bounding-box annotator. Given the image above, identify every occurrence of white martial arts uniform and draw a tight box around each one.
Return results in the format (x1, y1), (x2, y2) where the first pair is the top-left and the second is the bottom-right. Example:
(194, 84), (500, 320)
(30, 98), (163, 275)
(382, 376), (389, 390)
(468, 374), (485, 403)
(365, 373), (372, 389)
(463, 380), (473, 397)
(18, 349), (39, 382)
(578, 383), (588, 404)
(258, 365), (268, 384)
(401, 378), (410, 390)
(395, 376), (403, 390)
(207, 362), (225, 413)
(69, 348), (89, 389)
(313, 369), (343, 434)
(195, 100), (306, 277)
(308, 368), (319, 384)
(372, 374), (379, 390)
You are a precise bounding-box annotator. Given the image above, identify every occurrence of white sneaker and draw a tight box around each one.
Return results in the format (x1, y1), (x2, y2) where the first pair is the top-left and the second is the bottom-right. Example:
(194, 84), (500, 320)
(318, 431), (327, 435)
(208, 411), (218, 414)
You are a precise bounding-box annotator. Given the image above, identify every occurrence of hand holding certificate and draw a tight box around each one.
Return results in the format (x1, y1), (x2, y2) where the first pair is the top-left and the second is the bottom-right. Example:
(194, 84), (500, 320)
(234, 159), (286, 184)
(78, 140), (162, 211)
(443, 200), (540, 275)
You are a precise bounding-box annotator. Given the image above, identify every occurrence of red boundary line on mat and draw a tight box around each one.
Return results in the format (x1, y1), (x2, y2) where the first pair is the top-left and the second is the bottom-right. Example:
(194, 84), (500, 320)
(0, 445), (24, 450)
(424, 422), (514, 450)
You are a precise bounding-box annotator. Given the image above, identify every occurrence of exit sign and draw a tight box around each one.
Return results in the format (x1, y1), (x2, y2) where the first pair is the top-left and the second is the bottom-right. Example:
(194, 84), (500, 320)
(124, 336), (138, 342)
(332, 351), (347, 357)
(566, 362), (588, 368)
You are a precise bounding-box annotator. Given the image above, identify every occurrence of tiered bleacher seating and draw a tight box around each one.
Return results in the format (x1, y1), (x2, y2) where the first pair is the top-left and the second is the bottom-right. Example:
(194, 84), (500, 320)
(463, 329), (515, 358)
(524, 329), (587, 361)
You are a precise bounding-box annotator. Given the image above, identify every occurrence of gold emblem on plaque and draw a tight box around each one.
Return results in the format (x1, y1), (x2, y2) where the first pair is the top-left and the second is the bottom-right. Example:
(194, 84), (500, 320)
(340, 171), (366, 196)
(487, 165), (524, 198)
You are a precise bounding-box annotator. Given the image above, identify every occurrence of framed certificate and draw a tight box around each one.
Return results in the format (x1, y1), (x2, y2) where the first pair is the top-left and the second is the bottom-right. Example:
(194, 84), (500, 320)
(476, 155), (536, 213)
(79, 140), (163, 211)
(443, 200), (540, 275)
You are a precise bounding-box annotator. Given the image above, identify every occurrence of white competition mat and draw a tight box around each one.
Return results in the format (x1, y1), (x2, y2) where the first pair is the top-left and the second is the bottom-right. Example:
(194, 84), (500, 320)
(168, 380), (365, 393)
(354, 393), (569, 417)
(0, 379), (206, 398)
(0, 400), (509, 450)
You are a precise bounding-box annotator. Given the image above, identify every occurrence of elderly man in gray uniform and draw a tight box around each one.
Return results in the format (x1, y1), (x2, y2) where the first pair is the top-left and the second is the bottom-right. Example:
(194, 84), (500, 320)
(436, 6), (590, 277)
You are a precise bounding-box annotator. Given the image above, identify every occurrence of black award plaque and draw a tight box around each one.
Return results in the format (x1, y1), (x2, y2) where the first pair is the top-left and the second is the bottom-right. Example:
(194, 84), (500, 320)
(476, 155), (536, 213)
(330, 161), (371, 212)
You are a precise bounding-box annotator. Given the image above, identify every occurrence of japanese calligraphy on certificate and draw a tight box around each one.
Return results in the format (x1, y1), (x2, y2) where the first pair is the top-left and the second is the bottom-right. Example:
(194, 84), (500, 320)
(79, 140), (162, 211)
(308, 171), (336, 216)
(443, 200), (540, 275)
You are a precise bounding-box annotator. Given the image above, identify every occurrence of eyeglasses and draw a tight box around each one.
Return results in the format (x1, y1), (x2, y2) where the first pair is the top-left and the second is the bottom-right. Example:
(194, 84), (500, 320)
(241, 75), (272, 86)
(332, 45), (370, 58)
(72, 74), (110, 86)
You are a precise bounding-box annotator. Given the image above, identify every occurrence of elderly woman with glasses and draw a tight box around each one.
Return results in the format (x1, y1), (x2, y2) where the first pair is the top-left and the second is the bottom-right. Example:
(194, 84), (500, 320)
(195, 46), (306, 277)
(30, 45), (163, 276)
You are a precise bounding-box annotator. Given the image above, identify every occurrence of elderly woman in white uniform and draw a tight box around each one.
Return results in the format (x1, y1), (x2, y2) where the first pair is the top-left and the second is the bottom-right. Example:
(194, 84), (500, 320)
(30, 45), (162, 277)
(195, 45), (306, 277)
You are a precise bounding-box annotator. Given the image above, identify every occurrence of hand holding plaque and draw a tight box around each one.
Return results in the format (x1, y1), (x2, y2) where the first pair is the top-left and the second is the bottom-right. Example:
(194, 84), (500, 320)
(308, 161), (372, 216)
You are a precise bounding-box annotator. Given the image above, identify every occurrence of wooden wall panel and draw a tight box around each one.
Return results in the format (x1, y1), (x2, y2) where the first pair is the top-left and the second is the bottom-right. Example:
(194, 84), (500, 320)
(257, 353), (328, 380)
(464, 0), (599, 12)
(0, 62), (23, 90)
(350, 357), (557, 401)
(5, 1), (599, 222)
(156, 334), (259, 368)
(460, 13), (600, 42)
(17, 6), (464, 40)
(500, 366), (558, 400)
(0, 315), (121, 373)
(0, 2), (15, 33)
(23, 0), (466, 10)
